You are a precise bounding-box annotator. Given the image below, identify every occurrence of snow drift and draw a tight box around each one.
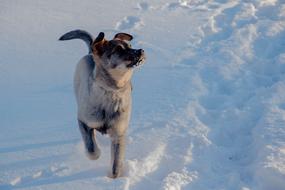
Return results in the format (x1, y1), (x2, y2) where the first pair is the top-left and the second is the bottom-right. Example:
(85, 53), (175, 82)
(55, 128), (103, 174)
(1, 0), (285, 189)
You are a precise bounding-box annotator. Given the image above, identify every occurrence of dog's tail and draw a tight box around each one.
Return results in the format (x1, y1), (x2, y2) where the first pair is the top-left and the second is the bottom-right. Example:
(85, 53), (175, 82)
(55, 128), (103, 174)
(59, 30), (93, 53)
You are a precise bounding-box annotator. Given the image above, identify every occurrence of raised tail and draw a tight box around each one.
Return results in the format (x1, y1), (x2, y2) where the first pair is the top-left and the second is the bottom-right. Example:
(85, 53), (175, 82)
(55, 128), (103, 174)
(59, 30), (93, 53)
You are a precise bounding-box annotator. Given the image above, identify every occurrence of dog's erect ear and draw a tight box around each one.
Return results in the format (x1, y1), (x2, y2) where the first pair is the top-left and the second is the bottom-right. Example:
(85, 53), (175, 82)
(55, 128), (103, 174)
(94, 32), (105, 43)
(114, 33), (133, 41)
(92, 32), (108, 56)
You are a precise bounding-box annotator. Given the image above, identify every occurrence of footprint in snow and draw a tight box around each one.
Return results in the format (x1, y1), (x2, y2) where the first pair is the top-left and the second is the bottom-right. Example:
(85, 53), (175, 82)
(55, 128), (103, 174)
(9, 165), (68, 187)
(137, 2), (149, 11)
(167, 1), (190, 11)
(115, 16), (143, 31)
(278, 103), (285, 110)
(165, 0), (209, 11)
(199, 2), (245, 45)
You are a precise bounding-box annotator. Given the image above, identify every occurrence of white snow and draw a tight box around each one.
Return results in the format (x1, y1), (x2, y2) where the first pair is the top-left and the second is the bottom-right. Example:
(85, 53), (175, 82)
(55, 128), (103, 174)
(1, 0), (285, 189)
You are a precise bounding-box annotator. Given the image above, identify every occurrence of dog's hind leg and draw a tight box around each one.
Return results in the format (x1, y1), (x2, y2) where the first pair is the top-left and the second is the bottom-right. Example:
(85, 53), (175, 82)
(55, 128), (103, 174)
(110, 135), (125, 178)
(78, 120), (101, 160)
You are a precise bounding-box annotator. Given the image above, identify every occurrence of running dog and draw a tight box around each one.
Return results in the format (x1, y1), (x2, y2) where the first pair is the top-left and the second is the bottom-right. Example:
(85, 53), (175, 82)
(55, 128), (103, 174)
(59, 30), (145, 178)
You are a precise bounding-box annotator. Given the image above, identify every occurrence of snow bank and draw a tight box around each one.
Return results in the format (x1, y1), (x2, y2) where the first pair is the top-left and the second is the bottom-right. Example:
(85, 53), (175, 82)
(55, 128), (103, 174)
(0, 0), (284, 189)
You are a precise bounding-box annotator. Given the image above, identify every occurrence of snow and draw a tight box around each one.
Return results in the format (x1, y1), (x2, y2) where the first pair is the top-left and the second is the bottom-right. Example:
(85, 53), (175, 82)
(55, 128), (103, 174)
(1, 0), (285, 189)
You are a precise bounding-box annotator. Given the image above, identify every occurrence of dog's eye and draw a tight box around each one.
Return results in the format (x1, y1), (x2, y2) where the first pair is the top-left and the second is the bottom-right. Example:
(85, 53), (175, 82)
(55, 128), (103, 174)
(115, 46), (125, 54)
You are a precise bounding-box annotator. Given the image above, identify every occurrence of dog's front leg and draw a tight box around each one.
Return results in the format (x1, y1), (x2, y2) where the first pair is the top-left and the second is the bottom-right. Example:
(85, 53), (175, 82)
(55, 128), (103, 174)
(110, 135), (125, 178)
(78, 120), (101, 160)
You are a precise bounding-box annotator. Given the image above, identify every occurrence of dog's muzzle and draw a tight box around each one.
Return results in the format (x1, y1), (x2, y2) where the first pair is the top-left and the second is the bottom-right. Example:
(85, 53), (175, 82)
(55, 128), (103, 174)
(127, 49), (145, 68)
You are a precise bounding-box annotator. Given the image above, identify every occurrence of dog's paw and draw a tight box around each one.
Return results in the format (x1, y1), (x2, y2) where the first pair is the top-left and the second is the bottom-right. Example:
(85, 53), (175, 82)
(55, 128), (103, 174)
(107, 171), (121, 179)
(107, 165), (125, 179)
(86, 149), (101, 160)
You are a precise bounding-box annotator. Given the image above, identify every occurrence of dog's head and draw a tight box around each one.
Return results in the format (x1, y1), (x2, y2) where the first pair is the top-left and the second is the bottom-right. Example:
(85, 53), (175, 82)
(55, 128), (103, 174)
(92, 32), (145, 70)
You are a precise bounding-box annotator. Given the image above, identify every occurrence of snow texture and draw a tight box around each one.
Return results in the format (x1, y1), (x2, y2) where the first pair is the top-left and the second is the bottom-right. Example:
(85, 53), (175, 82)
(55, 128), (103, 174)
(1, 0), (285, 189)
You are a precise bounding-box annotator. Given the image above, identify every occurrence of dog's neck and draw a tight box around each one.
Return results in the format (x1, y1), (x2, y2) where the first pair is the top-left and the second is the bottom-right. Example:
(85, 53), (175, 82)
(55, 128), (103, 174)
(108, 68), (133, 88)
(94, 64), (132, 91)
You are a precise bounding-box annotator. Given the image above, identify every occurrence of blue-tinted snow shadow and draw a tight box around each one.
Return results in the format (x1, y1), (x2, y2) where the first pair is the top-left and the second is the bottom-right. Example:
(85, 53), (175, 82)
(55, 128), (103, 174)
(0, 138), (78, 154)
(17, 168), (103, 188)
(0, 184), (13, 190)
(0, 154), (68, 171)
(0, 167), (107, 190)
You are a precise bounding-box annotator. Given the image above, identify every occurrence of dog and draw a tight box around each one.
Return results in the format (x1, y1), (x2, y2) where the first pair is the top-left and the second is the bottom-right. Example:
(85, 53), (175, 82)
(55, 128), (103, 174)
(59, 30), (145, 178)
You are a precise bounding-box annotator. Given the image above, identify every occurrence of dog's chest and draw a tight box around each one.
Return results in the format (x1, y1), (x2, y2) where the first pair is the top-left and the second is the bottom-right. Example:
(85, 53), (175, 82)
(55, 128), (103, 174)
(83, 83), (131, 127)
(90, 85), (125, 114)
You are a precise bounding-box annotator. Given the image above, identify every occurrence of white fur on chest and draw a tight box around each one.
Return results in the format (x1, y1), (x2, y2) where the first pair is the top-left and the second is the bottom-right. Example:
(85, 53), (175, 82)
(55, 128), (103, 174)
(74, 55), (132, 129)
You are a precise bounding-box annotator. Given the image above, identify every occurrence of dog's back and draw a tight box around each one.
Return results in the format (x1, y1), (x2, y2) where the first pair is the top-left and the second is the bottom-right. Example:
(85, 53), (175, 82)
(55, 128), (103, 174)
(73, 55), (96, 121)
(74, 55), (94, 103)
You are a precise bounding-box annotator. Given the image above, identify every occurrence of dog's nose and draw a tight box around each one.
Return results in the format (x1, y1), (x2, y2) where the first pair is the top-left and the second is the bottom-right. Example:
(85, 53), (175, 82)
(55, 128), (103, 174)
(137, 49), (144, 55)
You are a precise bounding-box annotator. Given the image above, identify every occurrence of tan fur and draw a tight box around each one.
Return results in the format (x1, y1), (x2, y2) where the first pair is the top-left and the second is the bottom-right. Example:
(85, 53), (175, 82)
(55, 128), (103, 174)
(109, 68), (133, 88)
(93, 39), (108, 56)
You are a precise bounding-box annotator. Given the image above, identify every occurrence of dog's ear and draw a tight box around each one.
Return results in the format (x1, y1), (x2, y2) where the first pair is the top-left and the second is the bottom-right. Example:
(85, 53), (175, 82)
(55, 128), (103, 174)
(92, 32), (108, 56)
(94, 32), (105, 43)
(114, 33), (133, 41)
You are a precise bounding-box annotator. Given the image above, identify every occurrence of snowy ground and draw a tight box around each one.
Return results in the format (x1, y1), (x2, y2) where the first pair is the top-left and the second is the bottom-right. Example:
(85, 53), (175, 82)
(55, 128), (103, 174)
(1, 0), (285, 189)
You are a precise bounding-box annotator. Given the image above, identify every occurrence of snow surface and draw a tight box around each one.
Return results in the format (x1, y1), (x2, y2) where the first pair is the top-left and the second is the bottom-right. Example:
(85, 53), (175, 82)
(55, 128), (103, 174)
(1, 0), (285, 189)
